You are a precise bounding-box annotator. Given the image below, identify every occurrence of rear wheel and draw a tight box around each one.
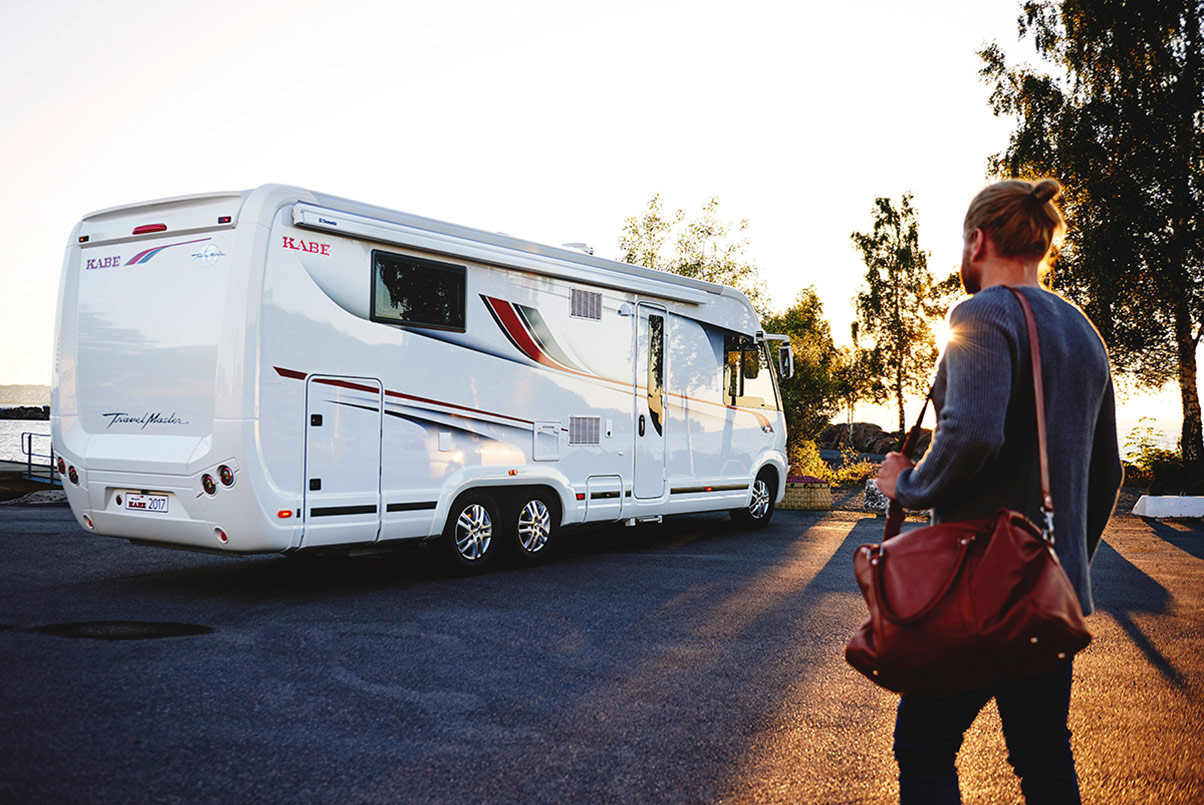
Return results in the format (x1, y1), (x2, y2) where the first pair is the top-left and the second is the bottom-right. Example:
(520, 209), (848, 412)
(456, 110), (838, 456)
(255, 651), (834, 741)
(730, 470), (776, 529)
(506, 492), (559, 564)
(442, 492), (500, 573)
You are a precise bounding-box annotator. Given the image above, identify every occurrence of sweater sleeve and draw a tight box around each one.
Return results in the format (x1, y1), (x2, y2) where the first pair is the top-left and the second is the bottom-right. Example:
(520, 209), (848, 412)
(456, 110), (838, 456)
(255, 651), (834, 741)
(893, 296), (1016, 510)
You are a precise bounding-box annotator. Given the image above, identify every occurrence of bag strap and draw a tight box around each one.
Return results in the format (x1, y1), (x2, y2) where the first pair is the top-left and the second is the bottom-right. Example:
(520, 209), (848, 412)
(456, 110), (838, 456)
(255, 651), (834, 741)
(1007, 288), (1056, 543)
(882, 286), (1055, 543)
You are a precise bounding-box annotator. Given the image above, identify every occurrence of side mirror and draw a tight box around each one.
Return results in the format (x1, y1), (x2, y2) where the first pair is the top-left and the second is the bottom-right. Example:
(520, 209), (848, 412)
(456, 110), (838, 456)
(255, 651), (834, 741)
(778, 343), (794, 380)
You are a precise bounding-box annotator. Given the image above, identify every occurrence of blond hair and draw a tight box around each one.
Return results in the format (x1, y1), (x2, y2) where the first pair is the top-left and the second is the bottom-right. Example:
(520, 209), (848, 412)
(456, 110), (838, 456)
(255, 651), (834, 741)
(964, 178), (1065, 261)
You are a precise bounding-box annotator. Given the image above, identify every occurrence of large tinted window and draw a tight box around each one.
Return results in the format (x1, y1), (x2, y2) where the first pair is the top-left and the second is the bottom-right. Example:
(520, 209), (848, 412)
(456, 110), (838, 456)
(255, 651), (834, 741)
(371, 250), (466, 331)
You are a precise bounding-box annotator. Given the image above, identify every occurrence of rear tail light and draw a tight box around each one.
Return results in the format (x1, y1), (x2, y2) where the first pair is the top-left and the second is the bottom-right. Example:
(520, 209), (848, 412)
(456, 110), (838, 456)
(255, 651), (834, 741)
(57, 457), (66, 474)
(218, 465), (234, 486)
(68, 466), (78, 485)
(132, 224), (167, 235)
(202, 474), (216, 495)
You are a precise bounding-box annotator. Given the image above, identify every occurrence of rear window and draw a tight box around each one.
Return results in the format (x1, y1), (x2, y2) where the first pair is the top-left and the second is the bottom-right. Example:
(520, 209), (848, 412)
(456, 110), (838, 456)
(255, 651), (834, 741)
(371, 250), (466, 331)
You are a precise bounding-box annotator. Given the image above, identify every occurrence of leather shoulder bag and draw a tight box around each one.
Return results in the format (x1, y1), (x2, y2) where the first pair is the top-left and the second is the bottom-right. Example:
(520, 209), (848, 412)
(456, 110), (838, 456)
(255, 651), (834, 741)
(844, 287), (1091, 695)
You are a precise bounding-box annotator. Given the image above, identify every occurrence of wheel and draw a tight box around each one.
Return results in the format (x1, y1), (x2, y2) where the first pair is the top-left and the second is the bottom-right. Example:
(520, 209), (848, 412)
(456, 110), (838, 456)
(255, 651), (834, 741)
(730, 470), (776, 529)
(442, 492), (500, 572)
(506, 492), (559, 564)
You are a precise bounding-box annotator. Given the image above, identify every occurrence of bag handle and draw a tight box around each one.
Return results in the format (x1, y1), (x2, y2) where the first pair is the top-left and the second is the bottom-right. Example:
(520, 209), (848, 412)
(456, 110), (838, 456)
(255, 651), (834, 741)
(883, 287), (1055, 543)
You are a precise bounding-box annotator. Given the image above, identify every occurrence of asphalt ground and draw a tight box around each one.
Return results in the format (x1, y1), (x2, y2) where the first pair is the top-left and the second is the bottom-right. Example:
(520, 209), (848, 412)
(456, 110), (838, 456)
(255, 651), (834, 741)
(0, 490), (1200, 803)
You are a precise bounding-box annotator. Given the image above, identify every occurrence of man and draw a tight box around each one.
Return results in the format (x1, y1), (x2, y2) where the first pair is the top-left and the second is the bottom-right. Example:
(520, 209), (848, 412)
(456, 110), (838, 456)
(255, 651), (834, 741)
(875, 178), (1123, 804)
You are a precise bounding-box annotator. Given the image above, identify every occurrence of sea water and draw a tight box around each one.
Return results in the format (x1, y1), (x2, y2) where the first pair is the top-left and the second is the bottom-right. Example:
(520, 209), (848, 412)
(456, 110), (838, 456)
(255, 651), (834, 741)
(0, 419), (50, 463)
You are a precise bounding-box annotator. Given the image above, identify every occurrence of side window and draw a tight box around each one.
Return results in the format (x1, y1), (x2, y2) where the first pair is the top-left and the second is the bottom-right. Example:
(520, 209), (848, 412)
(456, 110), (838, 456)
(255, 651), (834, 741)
(647, 313), (665, 434)
(723, 333), (780, 410)
(371, 250), (466, 331)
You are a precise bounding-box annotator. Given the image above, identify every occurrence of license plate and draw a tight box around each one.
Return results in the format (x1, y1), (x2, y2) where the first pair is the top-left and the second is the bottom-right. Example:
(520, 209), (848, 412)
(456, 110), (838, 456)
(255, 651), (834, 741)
(125, 493), (169, 513)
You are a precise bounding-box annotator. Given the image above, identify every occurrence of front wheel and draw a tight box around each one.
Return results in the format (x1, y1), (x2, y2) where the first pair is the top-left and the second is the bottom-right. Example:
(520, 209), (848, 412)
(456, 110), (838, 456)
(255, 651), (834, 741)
(730, 471), (776, 529)
(441, 492), (500, 573)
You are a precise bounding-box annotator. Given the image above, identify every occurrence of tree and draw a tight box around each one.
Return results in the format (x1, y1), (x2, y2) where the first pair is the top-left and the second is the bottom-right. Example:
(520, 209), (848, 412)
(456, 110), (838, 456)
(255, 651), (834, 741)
(851, 193), (943, 436)
(762, 287), (843, 448)
(619, 195), (772, 315)
(979, 0), (1204, 482)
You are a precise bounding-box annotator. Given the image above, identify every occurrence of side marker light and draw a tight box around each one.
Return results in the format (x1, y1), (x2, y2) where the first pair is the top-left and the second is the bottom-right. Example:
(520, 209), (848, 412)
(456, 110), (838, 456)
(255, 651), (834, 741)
(277, 510), (293, 519)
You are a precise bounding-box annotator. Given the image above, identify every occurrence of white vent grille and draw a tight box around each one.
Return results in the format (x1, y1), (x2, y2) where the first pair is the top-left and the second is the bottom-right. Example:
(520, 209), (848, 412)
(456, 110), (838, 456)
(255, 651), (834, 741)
(571, 289), (603, 320)
(569, 416), (601, 445)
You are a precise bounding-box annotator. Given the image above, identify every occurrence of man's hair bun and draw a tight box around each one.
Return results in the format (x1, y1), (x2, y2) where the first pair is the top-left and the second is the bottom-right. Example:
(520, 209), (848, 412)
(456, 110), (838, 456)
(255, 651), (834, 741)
(1031, 178), (1062, 205)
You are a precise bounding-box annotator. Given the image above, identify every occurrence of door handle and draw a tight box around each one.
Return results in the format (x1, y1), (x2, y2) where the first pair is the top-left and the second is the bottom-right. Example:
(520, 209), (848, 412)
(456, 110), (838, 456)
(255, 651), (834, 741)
(638, 415), (646, 436)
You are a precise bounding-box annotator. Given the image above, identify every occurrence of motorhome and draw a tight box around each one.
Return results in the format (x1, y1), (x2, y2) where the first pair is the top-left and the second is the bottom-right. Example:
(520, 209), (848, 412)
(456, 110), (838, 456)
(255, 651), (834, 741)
(52, 185), (793, 569)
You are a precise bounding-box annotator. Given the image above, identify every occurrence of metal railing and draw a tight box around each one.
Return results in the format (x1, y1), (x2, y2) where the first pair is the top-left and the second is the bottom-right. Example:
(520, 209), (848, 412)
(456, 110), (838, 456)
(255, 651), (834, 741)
(20, 431), (59, 485)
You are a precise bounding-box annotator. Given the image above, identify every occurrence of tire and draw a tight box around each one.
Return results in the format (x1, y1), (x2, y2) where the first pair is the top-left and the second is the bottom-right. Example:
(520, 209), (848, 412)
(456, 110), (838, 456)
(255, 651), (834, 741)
(730, 470), (776, 529)
(441, 492), (500, 573)
(506, 492), (559, 564)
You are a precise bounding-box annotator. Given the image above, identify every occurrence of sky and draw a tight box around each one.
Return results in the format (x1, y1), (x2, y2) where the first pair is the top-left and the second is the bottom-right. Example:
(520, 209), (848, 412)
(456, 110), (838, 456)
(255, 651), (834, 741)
(0, 0), (1190, 443)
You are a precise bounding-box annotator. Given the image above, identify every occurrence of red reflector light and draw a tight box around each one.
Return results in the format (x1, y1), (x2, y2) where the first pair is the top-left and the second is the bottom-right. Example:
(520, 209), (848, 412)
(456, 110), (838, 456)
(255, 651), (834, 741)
(576, 493), (586, 501)
(705, 486), (713, 492)
(132, 224), (167, 235)
(277, 509), (292, 519)
(215, 528), (228, 544)
(218, 216), (232, 224)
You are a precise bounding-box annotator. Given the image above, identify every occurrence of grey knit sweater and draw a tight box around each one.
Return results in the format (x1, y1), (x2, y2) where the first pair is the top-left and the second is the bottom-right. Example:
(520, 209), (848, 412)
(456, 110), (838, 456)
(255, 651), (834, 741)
(894, 285), (1123, 615)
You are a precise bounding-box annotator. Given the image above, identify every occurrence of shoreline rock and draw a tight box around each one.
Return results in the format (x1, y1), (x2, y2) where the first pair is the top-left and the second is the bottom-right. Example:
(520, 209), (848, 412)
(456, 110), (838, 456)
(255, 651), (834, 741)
(0, 405), (50, 420)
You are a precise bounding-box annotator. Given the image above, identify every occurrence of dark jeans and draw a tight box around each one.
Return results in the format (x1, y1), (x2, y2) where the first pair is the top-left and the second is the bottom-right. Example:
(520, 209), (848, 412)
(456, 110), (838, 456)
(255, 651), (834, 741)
(893, 662), (1080, 804)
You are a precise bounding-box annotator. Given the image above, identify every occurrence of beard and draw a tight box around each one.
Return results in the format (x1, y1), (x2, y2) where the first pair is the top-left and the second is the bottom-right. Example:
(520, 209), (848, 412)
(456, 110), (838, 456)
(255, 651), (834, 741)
(960, 249), (981, 294)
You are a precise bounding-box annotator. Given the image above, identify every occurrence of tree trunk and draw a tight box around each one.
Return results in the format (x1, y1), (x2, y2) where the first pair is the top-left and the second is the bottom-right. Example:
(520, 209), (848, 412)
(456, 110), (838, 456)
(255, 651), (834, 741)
(1174, 299), (1203, 485)
(895, 365), (905, 446)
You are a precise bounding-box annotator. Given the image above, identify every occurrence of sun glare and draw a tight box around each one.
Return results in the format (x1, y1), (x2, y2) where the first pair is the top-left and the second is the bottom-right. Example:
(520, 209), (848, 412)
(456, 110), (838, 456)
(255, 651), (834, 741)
(934, 318), (953, 354)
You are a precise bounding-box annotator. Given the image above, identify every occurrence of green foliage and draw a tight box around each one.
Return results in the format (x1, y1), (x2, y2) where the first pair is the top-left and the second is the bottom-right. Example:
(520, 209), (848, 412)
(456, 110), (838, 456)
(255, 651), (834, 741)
(851, 193), (944, 435)
(762, 287), (842, 449)
(786, 440), (876, 487)
(1123, 418), (1188, 493)
(619, 195), (772, 315)
(828, 446), (878, 487)
(788, 438), (831, 481)
(979, 0), (1204, 478)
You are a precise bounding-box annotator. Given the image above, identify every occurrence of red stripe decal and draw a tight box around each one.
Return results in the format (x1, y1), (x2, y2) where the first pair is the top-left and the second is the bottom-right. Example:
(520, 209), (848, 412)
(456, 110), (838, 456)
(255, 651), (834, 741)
(484, 296), (555, 368)
(274, 367), (533, 426)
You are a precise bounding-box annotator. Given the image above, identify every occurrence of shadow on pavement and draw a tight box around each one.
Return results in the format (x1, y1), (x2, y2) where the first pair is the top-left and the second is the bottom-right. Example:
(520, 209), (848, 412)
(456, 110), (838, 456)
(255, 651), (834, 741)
(1091, 540), (1186, 691)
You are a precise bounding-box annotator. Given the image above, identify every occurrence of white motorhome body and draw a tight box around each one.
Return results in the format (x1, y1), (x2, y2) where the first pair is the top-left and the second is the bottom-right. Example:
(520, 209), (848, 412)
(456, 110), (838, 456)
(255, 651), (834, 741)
(52, 185), (791, 565)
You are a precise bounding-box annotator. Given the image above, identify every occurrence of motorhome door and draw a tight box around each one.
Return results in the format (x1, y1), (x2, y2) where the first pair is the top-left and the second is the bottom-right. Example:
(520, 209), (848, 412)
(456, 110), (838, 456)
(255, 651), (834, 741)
(634, 304), (667, 499)
(302, 376), (383, 547)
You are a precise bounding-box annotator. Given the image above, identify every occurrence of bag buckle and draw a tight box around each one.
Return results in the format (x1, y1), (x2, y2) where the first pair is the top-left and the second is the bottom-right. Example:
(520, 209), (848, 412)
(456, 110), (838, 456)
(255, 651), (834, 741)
(1042, 508), (1056, 545)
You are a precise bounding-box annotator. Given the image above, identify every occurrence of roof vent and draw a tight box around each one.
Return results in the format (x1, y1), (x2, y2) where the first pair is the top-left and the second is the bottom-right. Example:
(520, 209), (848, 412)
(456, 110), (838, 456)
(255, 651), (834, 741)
(561, 242), (594, 255)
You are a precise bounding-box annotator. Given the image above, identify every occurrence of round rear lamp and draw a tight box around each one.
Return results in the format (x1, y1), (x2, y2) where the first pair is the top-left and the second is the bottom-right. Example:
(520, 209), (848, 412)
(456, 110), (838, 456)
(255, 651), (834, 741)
(116, 494), (123, 507)
(68, 466), (78, 485)
(57, 457), (66, 475)
(218, 465), (234, 486)
(202, 474), (217, 495)
(214, 527), (228, 544)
